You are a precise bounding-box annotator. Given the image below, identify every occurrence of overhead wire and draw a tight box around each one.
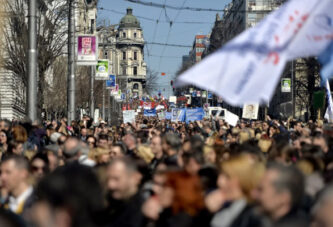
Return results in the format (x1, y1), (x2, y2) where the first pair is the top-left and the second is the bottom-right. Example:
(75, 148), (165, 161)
(98, 7), (212, 24)
(147, 0), (167, 64)
(157, 0), (188, 71)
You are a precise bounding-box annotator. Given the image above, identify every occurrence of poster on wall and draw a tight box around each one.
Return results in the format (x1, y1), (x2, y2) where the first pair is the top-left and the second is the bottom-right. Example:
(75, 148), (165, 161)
(77, 35), (98, 65)
(95, 59), (109, 80)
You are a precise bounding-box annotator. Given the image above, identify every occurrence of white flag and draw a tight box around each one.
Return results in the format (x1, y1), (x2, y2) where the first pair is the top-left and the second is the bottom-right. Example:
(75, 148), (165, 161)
(176, 0), (333, 106)
(325, 80), (333, 122)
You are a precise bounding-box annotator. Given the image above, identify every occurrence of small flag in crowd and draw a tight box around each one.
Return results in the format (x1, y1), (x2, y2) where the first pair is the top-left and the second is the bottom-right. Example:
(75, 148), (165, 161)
(176, 0), (333, 106)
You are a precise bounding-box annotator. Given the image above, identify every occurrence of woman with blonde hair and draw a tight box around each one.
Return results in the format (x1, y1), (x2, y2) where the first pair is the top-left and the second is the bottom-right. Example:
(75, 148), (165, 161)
(136, 144), (154, 164)
(89, 147), (110, 165)
(206, 154), (266, 227)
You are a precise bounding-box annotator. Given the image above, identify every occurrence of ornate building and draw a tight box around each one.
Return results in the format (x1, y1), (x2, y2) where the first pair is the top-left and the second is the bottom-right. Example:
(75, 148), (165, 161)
(98, 8), (147, 99)
(117, 7), (147, 98)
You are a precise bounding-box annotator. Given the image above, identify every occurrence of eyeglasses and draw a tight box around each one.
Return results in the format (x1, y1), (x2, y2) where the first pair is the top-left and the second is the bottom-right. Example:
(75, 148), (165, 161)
(0, 134), (6, 138)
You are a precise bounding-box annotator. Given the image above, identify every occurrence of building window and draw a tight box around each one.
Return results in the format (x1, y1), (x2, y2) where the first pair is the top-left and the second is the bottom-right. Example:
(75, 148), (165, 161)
(123, 32), (126, 38)
(122, 51), (126, 60)
(133, 83), (139, 90)
(134, 51), (137, 60)
(134, 32), (137, 38)
(133, 67), (137, 75)
(123, 66), (127, 75)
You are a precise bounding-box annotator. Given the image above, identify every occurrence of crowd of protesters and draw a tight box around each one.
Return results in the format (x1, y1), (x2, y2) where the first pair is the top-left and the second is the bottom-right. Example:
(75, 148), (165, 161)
(0, 114), (333, 227)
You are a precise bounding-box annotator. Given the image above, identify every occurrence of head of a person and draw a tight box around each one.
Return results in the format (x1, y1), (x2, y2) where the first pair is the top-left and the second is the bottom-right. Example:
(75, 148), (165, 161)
(218, 154), (265, 202)
(11, 125), (28, 143)
(7, 140), (24, 156)
(106, 158), (141, 200)
(32, 163), (104, 227)
(44, 145), (60, 172)
(63, 137), (81, 162)
(122, 133), (137, 151)
(159, 171), (204, 216)
(256, 163), (305, 221)
(80, 127), (88, 137)
(0, 119), (11, 132)
(0, 130), (8, 145)
(0, 155), (30, 196)
(262, 121), (269, 132)
(110, 143), (126, 159)
(97, 134), (109, 149)
(162, 132), (181, 156)
(312, 184), (333, 227)
(91, 147), (111, 165)
(312, 135), (329, 153)
(182, 150), (205, 175)
(86, 135), (96, 149)
(136, 145), (154, 164)
(30, 153), (49, 180)
(150, 135), (163, 157)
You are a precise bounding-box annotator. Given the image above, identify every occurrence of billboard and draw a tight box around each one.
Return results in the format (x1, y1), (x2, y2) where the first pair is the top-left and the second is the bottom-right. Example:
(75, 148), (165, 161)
(95, 59), (109, 80)
(77, 35), (98, 65)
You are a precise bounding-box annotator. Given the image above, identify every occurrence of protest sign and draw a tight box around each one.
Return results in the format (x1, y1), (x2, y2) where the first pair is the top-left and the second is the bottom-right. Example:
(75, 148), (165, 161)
(144, 109), (157, 117)
(157, 111), (166, 120)
(225, 111), (239, 127)
(123, 110), (136, 123)
(171, 108), (186, 122)
(185, 108), (205, 124)
(242, 104), (259, 120)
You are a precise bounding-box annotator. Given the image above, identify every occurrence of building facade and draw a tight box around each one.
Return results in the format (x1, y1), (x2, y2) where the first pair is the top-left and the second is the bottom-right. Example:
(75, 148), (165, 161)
(0, 0), (97, 120)
(97, 8), (147, 98)
(189, 35), (210, 63)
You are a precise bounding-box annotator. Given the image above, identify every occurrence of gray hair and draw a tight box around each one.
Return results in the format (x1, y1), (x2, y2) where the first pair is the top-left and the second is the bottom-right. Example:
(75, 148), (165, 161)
(267, 163), (305, 209)
(163, 132), (181, 151)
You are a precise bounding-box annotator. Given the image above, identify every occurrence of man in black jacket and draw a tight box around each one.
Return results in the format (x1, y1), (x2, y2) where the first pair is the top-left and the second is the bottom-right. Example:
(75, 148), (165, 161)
(256, 163), (309, 227)
(105, 158), (145, 227)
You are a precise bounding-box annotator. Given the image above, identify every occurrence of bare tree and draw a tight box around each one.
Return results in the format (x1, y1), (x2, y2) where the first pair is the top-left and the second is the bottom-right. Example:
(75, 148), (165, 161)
(145, 68), (159, 95)
(1, 0), (68, 116)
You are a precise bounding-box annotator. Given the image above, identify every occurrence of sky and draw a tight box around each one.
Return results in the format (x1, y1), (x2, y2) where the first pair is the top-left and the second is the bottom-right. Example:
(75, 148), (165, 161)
(97, 0), (231, 97)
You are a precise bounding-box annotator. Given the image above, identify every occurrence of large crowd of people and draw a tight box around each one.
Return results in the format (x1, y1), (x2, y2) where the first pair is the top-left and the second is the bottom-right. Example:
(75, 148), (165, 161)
(0, 115), (333, 227)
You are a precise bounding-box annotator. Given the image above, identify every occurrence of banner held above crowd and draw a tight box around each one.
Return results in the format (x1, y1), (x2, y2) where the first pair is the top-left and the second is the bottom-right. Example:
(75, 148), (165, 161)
(176, 0), (333, 106)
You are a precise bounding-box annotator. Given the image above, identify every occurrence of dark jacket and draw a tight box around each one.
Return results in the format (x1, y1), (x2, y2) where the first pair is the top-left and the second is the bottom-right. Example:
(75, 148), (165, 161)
(274, 208), (309, 227)
(155, 209), (212, 227)
(106, 193), (145, 227)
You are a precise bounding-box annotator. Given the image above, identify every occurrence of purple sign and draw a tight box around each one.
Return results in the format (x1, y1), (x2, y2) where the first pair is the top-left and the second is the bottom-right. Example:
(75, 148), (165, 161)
(77, 35), (97, 65)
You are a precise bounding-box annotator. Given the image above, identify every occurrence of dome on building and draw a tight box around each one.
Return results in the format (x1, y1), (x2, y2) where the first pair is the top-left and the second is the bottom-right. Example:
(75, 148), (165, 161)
(119, 8), (141, 29)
